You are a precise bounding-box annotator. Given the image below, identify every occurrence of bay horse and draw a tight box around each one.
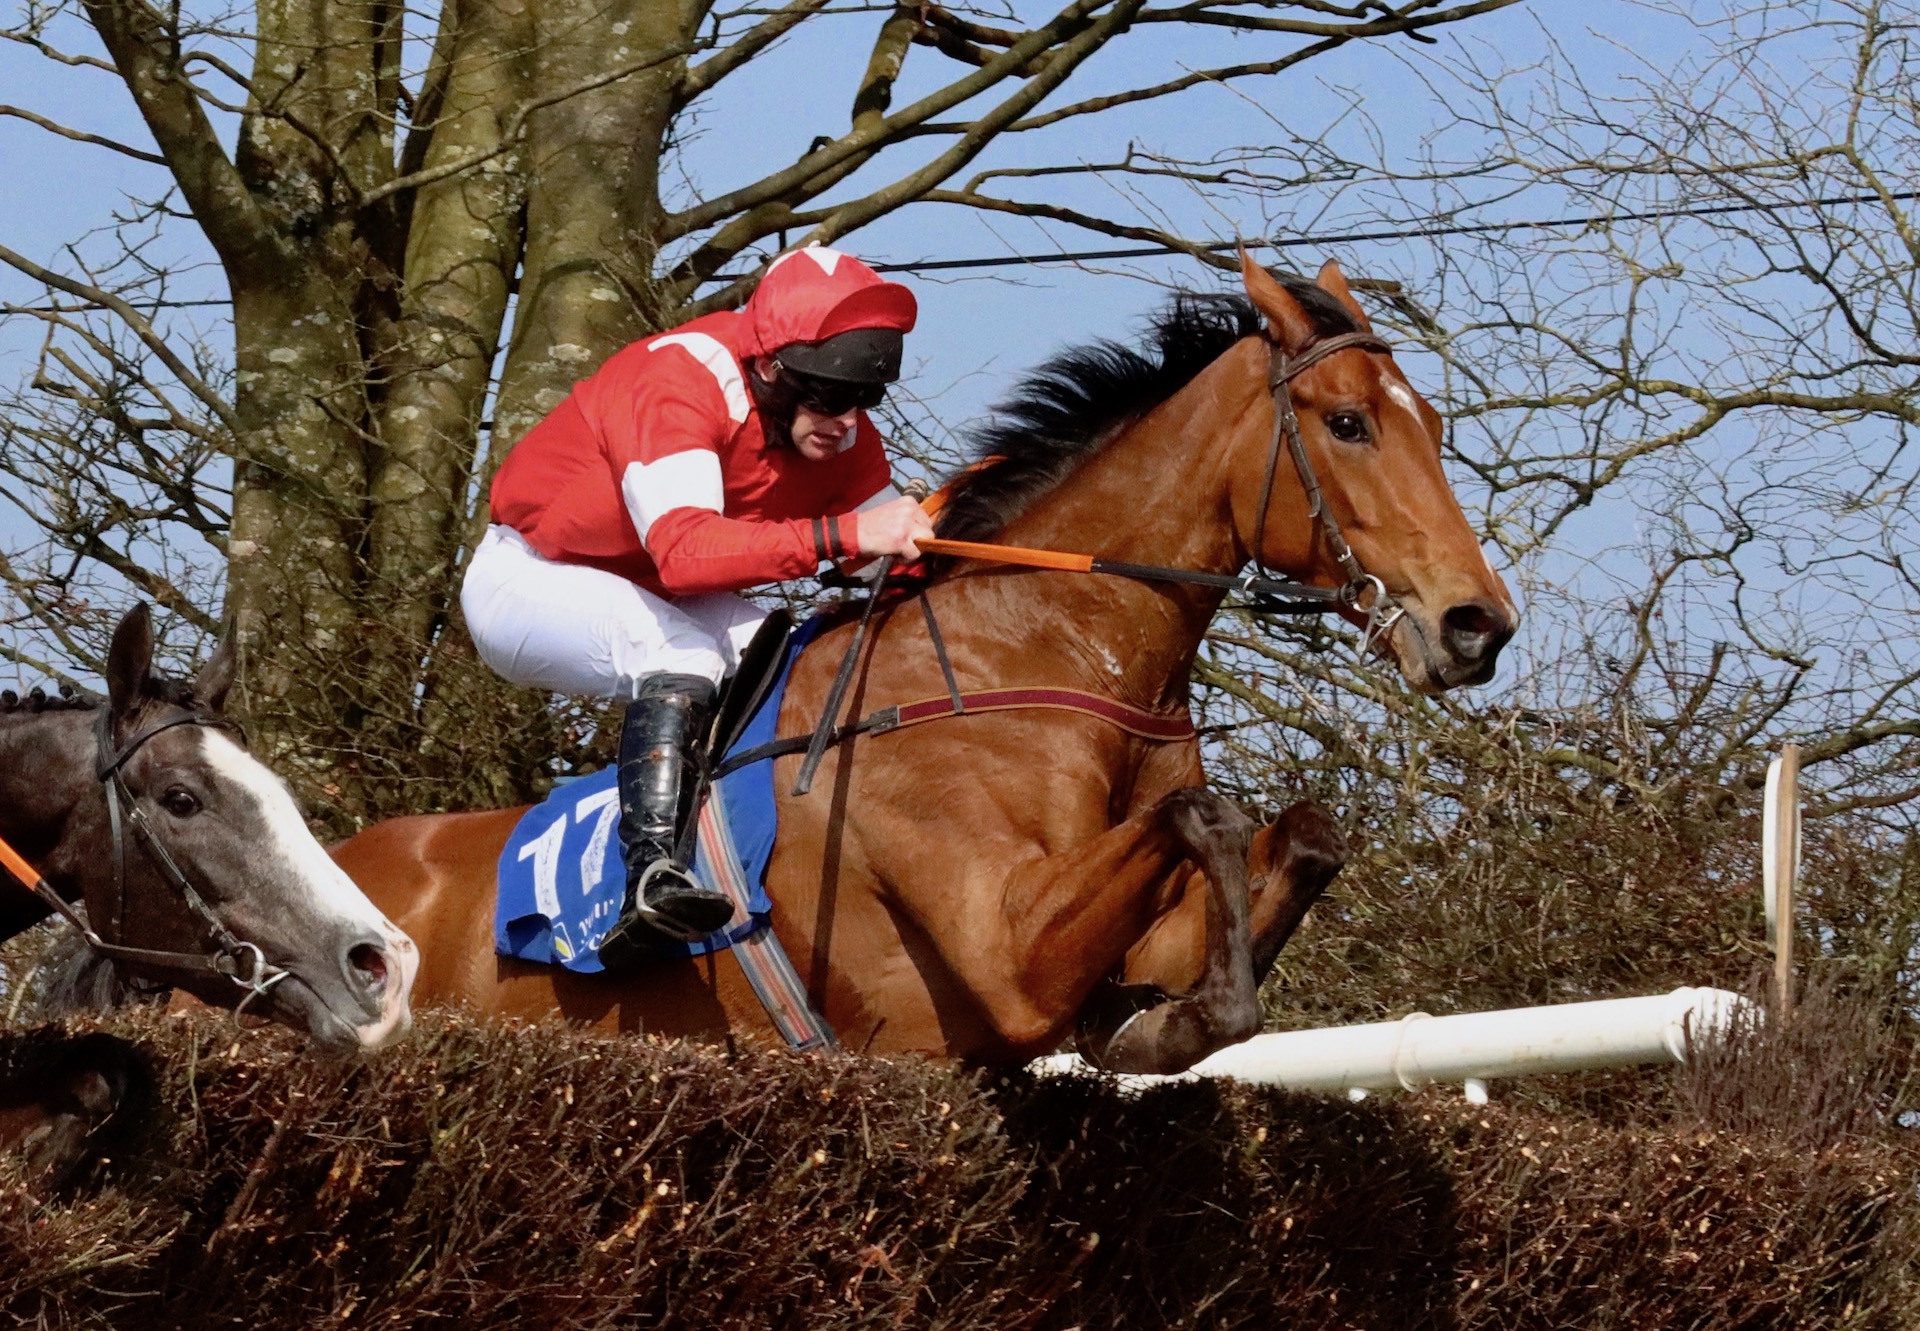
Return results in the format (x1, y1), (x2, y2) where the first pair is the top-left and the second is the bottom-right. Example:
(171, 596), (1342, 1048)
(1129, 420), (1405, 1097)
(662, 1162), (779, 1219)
(333, 256), (1516, 1072)
(1, 605), (420, 1178)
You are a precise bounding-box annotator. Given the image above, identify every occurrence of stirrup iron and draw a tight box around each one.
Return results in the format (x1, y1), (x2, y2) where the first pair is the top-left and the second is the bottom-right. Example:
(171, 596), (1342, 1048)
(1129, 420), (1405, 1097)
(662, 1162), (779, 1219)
(631, 858), (735, 943)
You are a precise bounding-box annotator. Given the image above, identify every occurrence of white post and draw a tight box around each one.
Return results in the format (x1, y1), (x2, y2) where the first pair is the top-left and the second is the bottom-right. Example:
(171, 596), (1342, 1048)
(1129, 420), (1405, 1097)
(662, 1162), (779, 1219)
(1762, 743), (1802, 1015)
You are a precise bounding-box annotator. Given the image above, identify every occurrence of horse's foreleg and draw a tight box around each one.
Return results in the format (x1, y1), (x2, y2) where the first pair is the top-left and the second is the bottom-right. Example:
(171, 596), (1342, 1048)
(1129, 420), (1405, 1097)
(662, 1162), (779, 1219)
(921, 786), (1254, 1059)
(0, 1033), (149, 1186)
(1077, 801), (1345, 1073)
(1067, 791), (1261, 1075)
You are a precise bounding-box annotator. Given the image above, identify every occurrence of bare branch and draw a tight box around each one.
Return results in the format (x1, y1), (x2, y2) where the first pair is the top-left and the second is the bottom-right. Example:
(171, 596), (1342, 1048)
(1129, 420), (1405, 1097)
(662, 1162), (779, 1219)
(0, 246), (242, 438)
(0, 29), (118, 74)
(996, 0), (1520, 134)
(916, 187), (1234, 270)
(673, 0), (833, 114)
(671, 0), (1146, 314)
(666, 0), (1110, 241)
(0, 104), (168, 164)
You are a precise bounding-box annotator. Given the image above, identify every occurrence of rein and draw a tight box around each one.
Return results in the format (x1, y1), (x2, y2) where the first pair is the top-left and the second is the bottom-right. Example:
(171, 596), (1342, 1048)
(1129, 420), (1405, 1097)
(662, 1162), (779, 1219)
(914, 328), (1405, 633)
(914, 536), (1355, 615)
(0, 710), (290, 1009)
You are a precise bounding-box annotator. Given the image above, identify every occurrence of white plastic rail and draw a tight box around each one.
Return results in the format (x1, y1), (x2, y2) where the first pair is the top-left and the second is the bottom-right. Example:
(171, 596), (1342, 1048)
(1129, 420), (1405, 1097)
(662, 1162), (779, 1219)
(1034, 986), (1757, 1093)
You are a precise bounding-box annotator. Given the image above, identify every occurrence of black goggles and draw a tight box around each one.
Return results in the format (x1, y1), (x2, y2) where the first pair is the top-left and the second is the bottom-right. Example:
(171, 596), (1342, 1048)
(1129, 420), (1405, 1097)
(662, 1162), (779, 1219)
(777, 365), (889, 416)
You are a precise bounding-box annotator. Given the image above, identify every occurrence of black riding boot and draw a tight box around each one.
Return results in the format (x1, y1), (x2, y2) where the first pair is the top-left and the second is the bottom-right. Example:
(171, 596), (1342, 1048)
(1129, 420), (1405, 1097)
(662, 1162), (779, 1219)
(597, 673), (732, 966)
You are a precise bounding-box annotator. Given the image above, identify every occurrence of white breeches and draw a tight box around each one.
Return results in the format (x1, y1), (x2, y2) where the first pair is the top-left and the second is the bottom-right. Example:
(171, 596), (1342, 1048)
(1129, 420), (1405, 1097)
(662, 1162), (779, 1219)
(461, 525), (769, 698)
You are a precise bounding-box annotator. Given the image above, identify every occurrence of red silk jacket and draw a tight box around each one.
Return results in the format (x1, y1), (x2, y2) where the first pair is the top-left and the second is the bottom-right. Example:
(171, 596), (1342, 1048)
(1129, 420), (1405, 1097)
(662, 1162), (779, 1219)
(489, 246), (914, 597)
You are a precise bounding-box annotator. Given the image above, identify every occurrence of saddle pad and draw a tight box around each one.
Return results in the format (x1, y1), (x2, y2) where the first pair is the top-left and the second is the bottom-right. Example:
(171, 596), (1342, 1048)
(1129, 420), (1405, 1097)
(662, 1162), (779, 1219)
(494, 619), (826, 972)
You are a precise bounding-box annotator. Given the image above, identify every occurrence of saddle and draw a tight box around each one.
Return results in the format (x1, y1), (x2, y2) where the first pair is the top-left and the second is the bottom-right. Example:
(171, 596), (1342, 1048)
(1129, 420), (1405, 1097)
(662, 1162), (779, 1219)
(707, 609), (797, 780)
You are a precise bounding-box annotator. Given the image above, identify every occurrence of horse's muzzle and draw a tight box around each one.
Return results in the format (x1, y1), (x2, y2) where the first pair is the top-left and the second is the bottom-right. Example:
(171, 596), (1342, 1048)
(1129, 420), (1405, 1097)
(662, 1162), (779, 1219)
(1439, 599), (1515, 683)
(313, 929), (418, 1051)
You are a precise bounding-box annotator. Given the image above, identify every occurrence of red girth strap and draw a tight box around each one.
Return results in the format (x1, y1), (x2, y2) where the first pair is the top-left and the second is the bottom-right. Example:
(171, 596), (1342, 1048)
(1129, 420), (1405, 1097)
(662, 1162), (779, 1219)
(715, 685), (1193, 779)
(890, 687), (1195, 741)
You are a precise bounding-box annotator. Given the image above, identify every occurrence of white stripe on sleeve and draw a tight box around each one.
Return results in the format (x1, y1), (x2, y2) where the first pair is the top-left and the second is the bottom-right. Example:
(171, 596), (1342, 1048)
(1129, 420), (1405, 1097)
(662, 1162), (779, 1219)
(622, 451), (724, 547)
(645, 332), (750, 423)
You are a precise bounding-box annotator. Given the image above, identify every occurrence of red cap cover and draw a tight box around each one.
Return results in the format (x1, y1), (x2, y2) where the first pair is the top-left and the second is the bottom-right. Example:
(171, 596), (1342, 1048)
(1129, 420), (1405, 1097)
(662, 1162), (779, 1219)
(745, 246), (918, 356)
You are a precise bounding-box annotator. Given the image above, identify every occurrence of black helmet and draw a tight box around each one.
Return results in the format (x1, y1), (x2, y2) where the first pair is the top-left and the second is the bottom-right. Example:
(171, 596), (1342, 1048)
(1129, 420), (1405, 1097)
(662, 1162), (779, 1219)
(773, 326), (904, 385)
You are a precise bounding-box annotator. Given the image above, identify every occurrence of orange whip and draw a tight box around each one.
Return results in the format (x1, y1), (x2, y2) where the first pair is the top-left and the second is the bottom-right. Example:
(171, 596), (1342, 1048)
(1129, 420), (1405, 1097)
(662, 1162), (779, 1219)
(0, 833), (49, 900)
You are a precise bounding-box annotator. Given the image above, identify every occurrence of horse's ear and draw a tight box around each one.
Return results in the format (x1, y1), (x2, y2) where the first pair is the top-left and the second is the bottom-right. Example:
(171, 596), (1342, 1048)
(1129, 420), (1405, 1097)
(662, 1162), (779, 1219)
(1238, 248), (1316, 354)
(105, 604), (154, 720)
(193, 631), (237, 714)
(1314, 258), (1375, 333)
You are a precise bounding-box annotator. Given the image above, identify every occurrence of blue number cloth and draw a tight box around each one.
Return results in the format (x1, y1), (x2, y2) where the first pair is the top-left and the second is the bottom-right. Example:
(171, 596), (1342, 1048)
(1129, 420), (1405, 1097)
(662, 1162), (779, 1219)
(494, 621), (824, 971)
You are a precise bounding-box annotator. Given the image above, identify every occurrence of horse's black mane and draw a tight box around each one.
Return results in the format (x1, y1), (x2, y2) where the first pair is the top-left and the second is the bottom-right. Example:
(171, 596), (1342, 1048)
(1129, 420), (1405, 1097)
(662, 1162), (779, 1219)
(0, 677), (196, 719)
(32, 930), (154, 1017)
(934, 276), (1361, 543)
(0, 686), (91, 714)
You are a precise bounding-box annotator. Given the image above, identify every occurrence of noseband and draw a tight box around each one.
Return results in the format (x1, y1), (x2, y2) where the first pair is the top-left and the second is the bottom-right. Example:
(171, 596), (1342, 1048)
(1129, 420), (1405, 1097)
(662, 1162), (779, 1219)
(1253, 328), (1407, 655)
(25, 708), (296, 1009)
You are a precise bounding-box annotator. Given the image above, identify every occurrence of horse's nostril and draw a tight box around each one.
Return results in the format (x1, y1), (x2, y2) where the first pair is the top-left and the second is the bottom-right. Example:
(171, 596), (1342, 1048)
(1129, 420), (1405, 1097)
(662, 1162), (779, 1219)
(1442, 602), (1512, 662)
(348, 942), (389, 992)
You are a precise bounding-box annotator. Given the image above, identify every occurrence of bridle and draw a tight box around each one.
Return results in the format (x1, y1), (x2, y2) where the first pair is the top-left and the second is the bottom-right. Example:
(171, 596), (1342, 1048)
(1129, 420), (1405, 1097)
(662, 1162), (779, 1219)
(788, 324), (1429, 795)
(20, 708), (293, 1011)
(1250, 327), (1407, 657)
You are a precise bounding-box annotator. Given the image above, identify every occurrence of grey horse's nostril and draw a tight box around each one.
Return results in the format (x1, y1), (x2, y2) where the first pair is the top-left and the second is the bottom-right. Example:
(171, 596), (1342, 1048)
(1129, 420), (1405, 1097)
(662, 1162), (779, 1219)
(347, 942), (390, 994)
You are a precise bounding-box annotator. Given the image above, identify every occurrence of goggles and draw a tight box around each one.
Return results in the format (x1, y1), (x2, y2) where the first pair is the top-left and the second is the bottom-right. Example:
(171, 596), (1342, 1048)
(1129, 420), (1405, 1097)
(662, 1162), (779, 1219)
(775, 363), (889, 416)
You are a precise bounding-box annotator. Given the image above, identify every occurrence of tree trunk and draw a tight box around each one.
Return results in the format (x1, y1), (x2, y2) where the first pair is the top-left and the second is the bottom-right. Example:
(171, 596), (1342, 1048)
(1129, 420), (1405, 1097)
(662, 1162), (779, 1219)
(489, 0), (690, 461)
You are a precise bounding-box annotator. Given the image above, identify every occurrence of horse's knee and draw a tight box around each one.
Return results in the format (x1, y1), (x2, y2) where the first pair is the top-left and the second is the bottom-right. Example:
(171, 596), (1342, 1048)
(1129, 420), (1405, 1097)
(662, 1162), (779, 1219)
(1163, 788), (1256, 866)
(48, 1036), (148, 1124)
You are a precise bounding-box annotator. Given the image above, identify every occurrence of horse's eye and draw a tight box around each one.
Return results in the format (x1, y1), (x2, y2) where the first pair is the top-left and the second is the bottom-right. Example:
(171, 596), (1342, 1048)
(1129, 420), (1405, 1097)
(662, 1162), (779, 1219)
(1325, 411), (1371, 444)
(159, 787), (202, 818)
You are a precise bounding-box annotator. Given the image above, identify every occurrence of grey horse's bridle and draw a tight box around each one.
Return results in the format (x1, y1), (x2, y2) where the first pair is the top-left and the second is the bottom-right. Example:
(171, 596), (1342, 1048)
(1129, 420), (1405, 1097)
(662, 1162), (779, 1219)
(35, 707), (296, 1011)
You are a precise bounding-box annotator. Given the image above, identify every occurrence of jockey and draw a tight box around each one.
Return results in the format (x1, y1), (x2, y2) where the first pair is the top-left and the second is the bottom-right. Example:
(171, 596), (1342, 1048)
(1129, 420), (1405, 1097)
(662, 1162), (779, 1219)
(462, 244), (935, 962)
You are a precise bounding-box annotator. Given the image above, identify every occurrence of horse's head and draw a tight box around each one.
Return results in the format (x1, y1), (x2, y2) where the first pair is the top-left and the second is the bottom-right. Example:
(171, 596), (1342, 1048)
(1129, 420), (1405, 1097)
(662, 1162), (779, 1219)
(86, 605), (418, 1052)
(1236, 255), (1516, 693)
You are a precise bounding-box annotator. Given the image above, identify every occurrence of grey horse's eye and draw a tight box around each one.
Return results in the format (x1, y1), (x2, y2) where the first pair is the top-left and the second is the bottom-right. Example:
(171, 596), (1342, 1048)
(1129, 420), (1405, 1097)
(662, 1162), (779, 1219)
(1325, 411), (1372, 445)
(159, 787), (203, 818)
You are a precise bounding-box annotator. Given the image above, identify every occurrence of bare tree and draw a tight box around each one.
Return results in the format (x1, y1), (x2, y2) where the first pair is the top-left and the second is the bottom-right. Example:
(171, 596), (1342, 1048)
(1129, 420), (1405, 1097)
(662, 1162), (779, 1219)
(0, 0), (1518, 822)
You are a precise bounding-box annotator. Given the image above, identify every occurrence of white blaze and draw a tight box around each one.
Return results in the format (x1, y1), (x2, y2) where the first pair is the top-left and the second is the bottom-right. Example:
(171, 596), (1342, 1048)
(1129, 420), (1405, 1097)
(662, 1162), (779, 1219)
(1382, 379), (1421, 420)
(195, 729), (418, 1045)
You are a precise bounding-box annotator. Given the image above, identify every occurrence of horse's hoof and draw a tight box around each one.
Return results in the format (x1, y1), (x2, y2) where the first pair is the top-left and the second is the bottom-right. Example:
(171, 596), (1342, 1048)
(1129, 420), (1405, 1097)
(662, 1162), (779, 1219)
(1274, 801), (1347, 884)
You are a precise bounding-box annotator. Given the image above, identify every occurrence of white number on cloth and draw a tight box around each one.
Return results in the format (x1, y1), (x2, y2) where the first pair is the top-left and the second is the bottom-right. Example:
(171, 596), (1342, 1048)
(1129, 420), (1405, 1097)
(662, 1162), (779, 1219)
(574, 787), (622, 898)
(516, 818), (568, 918)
